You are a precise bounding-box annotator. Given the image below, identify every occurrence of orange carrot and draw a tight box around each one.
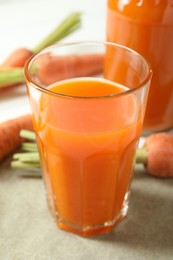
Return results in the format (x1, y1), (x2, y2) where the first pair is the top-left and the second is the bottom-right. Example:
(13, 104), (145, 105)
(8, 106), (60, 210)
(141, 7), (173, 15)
(36, 53), (104, 85)
(0, 114), (33, 161)
(0, 12), (81, 89)
(0, 53), (104, 89)
(1, 48), (33, 68)
(136, 133), (173, 178)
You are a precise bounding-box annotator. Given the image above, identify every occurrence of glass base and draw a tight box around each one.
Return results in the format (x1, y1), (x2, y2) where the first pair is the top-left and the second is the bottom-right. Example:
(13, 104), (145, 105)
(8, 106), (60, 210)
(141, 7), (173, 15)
(55, 201), (129, 237)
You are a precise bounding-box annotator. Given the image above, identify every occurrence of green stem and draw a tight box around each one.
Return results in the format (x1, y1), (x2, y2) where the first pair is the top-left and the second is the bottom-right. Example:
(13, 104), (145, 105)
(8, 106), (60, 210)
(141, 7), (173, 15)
(11, 161), (40, 169)
(135, 147), (148, 165)
(20, 130), (36, 141)
(13, 152), (40, 162)
(56, 23), (81, 41)
(22, 142), (38, 152)
(0, 68), (24, 87)
(32, 12), (81, 53)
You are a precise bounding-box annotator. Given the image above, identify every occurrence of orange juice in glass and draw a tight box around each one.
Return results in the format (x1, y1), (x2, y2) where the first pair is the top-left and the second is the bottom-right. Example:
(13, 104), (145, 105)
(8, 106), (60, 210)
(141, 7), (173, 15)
(24, 42), (152, 236)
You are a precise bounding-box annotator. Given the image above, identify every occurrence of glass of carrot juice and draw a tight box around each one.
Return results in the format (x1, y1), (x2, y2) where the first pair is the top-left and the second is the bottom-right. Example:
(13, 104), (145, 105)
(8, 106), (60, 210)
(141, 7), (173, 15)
(24, 42), (152, 237)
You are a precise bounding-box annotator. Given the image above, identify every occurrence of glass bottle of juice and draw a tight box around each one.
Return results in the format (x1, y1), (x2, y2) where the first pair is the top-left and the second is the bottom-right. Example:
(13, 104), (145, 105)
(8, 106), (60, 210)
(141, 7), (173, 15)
(107, 0), (173, 132)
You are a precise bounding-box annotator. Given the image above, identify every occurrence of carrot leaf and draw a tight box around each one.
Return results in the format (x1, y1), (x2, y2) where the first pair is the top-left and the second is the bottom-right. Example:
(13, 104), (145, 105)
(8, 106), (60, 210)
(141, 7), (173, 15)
(0, 68), (24, 87)
(32, 12), (81, 53)
(20, 130), (36, 141)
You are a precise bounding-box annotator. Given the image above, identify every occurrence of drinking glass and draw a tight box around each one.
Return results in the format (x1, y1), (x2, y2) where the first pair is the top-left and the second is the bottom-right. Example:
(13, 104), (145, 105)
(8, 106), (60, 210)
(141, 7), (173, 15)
(24, 42), (152, 236)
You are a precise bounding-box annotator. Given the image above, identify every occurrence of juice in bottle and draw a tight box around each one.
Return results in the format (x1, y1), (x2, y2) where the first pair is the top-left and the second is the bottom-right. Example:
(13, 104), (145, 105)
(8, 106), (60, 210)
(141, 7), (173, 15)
(107, 0), (173, 132)
(35, 77), (143, 236)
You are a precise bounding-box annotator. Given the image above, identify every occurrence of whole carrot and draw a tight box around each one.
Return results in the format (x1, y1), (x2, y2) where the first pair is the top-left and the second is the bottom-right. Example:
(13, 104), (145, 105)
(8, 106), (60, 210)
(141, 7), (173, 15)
(136, 132), (173, 178)
(0, 114), (33, 161)
(11, 131), (173, 178)
(0, 12), (81, 85)
(36, 53), (104, 85)
(0, 53), (104, 87)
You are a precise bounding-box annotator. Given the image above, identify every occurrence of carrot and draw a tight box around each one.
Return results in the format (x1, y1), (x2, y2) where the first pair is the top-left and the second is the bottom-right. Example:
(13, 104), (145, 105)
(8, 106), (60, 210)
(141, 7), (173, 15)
(0, 12), (81, 88)
(0, 114), (33, 161)
(36, 53), (104, 85)
(0, 53), (104, 88)
(136, 133), (173, 178)
(11, 130), (173, 178)
(1, 48), (33, 68)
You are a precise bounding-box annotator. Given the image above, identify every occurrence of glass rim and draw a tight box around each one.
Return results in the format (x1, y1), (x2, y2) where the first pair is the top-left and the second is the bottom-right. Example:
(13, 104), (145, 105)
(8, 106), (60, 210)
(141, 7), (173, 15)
(24, 41), (152, 99)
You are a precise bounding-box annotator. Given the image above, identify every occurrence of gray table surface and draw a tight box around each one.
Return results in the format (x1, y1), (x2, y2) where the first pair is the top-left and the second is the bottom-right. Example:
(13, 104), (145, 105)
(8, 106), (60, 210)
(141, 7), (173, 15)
(0, 158), (173, 260)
